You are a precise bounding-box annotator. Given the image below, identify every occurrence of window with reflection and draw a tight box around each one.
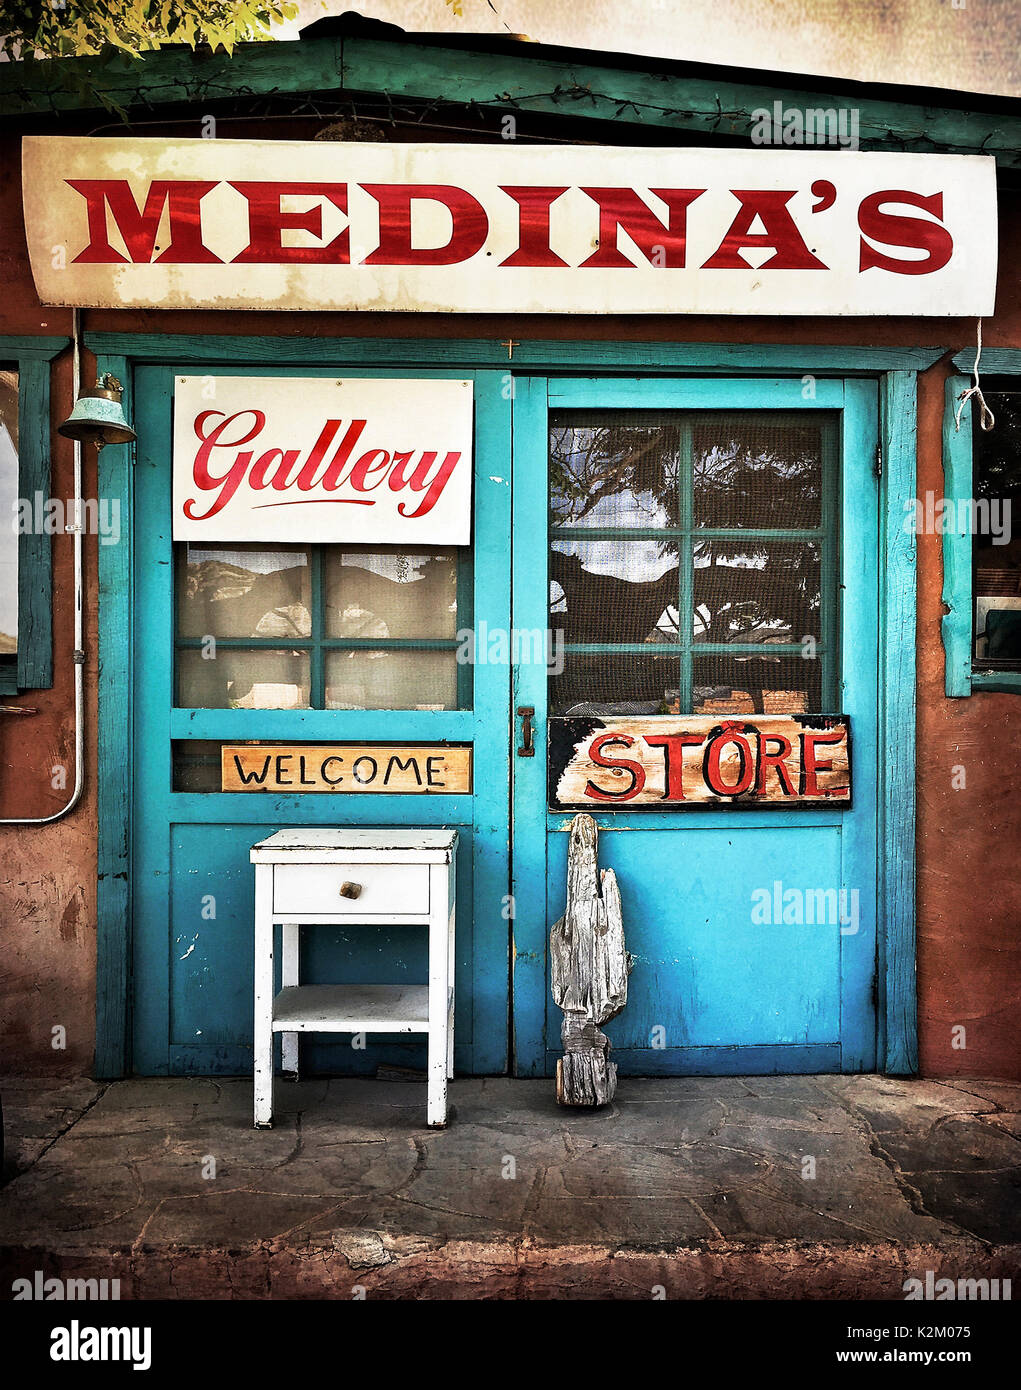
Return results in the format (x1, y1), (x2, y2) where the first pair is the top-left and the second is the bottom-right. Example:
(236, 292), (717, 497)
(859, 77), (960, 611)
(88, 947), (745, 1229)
(549, 410), (837, 715)
(972, 387), (1021, 670)
(175, 544), (467, 710)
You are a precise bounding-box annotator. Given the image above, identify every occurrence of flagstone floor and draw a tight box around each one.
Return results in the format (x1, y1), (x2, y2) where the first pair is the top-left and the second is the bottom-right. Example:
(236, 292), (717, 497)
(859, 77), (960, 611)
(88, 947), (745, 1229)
(1, 1073), (1018, 1298)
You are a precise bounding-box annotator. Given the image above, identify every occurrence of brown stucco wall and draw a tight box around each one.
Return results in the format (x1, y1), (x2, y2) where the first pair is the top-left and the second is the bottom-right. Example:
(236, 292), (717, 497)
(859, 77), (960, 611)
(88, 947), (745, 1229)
(0, 118), (1018, 1080)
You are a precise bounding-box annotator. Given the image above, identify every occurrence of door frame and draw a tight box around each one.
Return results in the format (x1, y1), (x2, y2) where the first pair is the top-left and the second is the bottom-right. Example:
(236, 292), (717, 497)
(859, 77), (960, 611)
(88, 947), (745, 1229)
(92, 333), (927, 1078)
(511, 374), (880, 1076)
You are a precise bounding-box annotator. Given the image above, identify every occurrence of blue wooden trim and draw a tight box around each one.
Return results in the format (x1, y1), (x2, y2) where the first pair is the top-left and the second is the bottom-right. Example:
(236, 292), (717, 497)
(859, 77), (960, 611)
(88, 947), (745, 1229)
(951, 349), (1021, 375)
(549, 377), (847, 409)
(878, 371), (918, 1075)
(94, 353), (134, 1077)
(13, 358), (53, 689)
(169, 708), (474, 740)
(85, 334), (947, 375)
(510, 377), (550, 1077)
(0, 337), (69, 359)
(973, 672), (1021, 692)
(942, 375), (974, 698)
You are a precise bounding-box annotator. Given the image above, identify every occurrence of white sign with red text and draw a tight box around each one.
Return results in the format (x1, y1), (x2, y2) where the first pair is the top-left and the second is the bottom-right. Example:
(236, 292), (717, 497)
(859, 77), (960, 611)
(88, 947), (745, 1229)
(171, 376), (473, 543)
(23, 137), (997, 316)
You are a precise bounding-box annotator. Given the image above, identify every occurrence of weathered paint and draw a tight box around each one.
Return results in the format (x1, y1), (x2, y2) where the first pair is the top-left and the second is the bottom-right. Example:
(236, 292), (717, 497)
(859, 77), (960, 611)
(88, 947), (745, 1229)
(1, 111), (1019, 1081)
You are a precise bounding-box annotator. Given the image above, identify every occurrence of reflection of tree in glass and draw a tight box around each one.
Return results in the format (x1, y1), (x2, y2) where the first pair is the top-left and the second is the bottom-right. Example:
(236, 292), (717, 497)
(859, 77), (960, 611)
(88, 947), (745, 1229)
(551, 424), (679, 526)
(694, 423), (822, 529)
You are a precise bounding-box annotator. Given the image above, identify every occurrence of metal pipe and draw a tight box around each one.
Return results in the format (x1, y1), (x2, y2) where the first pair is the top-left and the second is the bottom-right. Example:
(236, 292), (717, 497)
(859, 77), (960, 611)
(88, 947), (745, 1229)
(0, 308), (86, 825)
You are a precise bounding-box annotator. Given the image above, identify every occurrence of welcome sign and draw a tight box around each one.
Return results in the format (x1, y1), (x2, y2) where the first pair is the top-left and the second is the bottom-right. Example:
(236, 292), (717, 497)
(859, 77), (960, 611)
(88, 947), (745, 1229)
(22, 137), (997, 316)
(172, 376), (473, 543)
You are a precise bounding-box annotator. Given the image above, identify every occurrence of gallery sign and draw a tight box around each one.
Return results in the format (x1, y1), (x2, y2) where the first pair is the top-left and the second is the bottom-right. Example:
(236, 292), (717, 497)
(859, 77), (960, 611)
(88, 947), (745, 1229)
(22, 136), (996, 316)
(222, 744), (472, 794)
(172, 375), (473, 543)
(548, 715), (851, 810)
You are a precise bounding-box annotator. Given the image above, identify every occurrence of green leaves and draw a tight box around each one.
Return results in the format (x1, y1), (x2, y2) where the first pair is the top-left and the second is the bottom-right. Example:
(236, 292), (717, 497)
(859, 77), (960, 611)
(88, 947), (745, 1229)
(0, 0), (298, 60)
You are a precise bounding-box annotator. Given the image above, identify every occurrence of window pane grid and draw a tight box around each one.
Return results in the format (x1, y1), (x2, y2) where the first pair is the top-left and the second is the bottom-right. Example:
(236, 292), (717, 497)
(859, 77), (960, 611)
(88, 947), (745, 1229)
(174, 543), (467, 710)
(549, 409), (839, 716)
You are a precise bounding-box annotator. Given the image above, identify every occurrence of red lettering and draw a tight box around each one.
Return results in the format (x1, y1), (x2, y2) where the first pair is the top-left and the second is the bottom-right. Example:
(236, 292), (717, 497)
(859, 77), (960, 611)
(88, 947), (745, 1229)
(755, 735), (796, 796)
(499, 186), (569, 267)
(361, 184), (488, 266)
(580, 187), (704, 268)
(703, 733), (755, 796)
(702, 190), (827, 270)
(68, 179), (220, 264)
(801, 730), (846, 797)
(184, 410), (265, 521)
(318, 420), (368, 489)
(230, 181), (349, 264)
(394, 451), (462, 519)
(644, 733), (704, 800)
(349, 448), (392, 491)
(857, 190), (953, 275)
(585, 734), (647, 801)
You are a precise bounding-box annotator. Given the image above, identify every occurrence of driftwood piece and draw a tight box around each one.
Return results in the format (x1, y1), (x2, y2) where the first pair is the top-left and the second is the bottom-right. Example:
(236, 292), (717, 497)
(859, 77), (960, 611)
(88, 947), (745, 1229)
(551, 814), (631, 1107)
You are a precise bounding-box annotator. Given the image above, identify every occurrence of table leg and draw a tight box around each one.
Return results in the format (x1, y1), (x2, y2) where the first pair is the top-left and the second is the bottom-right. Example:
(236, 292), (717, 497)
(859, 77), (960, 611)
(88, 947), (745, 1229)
(281, 921), (300, 1080)
(253, 865), (275, 1129)
(446, 894), (455, 1081)
(427, 863), (449, 1127)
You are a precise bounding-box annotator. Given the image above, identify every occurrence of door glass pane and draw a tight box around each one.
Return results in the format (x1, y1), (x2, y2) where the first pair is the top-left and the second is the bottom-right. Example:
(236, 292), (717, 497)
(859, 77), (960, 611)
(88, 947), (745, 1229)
(550, 415), (680, 527)
(325, 549), (458, 639)
(177, 648), (310, 708)
(693, 414), (824, 529)
(551, 652), (681, 716)
(325, 649), (457, 710)
(551, 539), (679, 644)
(549, 406), (838, 715)
(693, 540), (822, 644)
(692, 654), (821, 715)
(177, 544), (311, 638)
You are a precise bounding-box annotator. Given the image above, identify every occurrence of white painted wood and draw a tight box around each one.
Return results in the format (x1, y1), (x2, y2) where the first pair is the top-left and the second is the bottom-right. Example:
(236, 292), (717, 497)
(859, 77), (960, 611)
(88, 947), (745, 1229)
(250, 827), (458, 862)
(272, 862), (429, 916)
(272, 984), (429, 1031)
(251, 829), (456, 1128)
(253, 864), (275, 1129)
(280, 922), (300, 1079)
(427, 860), (449, 1127)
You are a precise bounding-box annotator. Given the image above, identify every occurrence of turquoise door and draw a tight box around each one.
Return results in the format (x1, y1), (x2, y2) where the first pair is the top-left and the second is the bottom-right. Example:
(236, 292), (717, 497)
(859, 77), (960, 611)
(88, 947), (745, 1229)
(129, 363), (511, 1076)
(511, 377), (880, 1075)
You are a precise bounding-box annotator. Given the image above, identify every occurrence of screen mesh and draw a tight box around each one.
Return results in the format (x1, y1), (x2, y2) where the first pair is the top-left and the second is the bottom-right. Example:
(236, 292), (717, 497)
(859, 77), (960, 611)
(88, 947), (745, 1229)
(549, 410), (838, 716)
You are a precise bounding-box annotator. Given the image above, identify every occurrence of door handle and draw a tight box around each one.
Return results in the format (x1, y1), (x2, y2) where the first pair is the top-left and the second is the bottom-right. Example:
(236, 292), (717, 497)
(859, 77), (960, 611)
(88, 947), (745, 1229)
(516, 706), (535, 757)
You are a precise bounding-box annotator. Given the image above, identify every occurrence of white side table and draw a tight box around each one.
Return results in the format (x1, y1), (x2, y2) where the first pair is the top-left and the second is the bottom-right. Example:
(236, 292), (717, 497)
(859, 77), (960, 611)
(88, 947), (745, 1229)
(250, 828), (458, 1129)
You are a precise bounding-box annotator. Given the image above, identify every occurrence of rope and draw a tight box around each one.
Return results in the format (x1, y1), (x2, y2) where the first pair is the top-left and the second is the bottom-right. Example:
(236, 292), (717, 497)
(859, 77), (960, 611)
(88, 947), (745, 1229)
(955, 318), (996, 433)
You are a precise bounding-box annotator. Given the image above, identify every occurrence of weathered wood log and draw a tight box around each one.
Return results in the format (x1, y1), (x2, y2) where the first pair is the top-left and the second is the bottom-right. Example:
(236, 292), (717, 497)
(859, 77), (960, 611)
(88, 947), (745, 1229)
(551, 813), (631, 1107)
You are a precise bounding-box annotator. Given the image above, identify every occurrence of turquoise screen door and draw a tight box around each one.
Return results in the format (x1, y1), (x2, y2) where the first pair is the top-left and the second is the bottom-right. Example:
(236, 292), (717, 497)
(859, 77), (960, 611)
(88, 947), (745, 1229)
(511, 377), (880, 1076)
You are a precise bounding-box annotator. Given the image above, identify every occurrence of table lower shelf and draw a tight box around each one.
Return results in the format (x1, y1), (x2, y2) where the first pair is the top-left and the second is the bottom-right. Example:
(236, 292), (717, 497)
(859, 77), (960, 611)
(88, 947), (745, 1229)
(271, 984), (431, 1033)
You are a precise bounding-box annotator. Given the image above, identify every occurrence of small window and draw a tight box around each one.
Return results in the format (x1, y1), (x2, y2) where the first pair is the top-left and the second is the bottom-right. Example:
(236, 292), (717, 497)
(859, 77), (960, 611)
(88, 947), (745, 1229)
(174, 542), (471, 710)
(972, 386), (1021, 672)
(0, 367), (18, 691)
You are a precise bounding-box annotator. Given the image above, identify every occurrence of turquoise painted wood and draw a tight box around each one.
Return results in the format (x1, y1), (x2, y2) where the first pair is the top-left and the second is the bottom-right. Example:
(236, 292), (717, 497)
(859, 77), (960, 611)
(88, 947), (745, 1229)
(129, 363), (511, 1076)
(0, 336), (67, 694)
(512, 376), (881, 1076)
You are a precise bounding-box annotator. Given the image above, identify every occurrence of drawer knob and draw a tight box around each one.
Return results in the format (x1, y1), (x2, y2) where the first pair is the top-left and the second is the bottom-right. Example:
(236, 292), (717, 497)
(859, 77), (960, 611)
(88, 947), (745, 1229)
(339, 881), (362, 899)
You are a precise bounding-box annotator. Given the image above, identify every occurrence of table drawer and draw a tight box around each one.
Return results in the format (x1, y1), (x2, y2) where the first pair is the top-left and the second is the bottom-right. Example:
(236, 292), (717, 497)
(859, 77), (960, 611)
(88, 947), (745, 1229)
(272, 862), (430, 916)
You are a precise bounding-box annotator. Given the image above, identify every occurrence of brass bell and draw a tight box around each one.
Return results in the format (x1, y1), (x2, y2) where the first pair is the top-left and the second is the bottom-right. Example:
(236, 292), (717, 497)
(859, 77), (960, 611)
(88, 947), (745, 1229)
(58, 373), (136, 447)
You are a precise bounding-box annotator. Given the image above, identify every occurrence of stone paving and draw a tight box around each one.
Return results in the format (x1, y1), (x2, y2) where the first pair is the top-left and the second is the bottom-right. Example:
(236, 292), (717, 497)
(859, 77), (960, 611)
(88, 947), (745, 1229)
(1, 1073), (1018, 1298)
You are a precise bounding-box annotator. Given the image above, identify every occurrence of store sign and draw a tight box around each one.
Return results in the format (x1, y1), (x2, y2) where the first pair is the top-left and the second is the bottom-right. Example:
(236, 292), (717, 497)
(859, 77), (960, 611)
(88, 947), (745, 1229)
(222, 744), (472, 793)
(172, 376), (472, 543)
(548, 715), (851, 810)
(22, 137), (996, 316)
